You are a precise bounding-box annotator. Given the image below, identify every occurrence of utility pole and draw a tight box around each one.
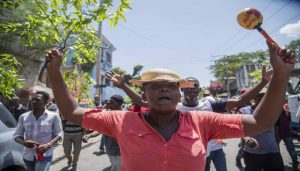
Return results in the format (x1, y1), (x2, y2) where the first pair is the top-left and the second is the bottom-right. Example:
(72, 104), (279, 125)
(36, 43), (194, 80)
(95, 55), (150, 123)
(95, 0), (103, 99)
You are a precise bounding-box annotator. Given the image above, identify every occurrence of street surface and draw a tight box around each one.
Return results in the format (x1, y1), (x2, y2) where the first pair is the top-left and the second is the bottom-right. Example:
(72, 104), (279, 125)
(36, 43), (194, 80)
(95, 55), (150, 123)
(50, 135), (298, 171)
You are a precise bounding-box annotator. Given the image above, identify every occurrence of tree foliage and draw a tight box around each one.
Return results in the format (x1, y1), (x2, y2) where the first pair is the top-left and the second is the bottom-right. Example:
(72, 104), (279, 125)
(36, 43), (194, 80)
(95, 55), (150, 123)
(210, 39), (300, 82)
(63, 69), (93, 100)
(0, 0), (132, 99)
(210, 50), (268, 81)
(112, 65), (143, 105)
(0, 54), (23, 99)
(286, 39), (300, 62)
(132, 64), (143, 78)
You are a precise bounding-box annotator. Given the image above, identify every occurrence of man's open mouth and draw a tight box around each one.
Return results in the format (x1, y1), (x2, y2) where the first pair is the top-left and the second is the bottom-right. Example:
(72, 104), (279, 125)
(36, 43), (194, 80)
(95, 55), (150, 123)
(158, 97), (170, 101)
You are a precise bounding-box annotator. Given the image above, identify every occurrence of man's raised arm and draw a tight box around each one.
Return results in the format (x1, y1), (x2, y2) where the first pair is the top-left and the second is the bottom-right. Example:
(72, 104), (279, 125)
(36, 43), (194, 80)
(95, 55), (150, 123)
(225, 65), (273, 110)
(105, 71), (148, 107)
(46, 49), (88, 125)
(242, 42), (295, 136)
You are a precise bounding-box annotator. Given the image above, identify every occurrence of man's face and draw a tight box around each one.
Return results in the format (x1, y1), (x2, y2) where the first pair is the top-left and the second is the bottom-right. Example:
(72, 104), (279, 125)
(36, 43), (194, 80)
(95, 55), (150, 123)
(143, 81), (180, 112)
(94, 97), (100, 106)
(181, 79), (200, 101)
(9, 99), (19, 109)
(108, 99), (122, 110)
(30, 93), (47, 111)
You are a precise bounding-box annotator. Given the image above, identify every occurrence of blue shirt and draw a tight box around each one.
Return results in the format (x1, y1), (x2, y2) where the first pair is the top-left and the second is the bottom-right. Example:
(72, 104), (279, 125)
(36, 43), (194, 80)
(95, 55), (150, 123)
(239, 106), (279, 154)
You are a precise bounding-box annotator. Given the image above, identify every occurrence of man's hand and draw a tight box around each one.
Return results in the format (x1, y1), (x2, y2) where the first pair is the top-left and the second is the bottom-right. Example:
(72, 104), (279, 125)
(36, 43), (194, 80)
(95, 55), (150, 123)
(261, 65), (273, 83)
(244, 137), (259, 148)
(45, 48), (67, 71)
(105, 71), (126, 88)
(23, 140), (38, 148)
(82, 135), (90, 143)
(35, 143), (51, 154)
(267, 42), (295, 74)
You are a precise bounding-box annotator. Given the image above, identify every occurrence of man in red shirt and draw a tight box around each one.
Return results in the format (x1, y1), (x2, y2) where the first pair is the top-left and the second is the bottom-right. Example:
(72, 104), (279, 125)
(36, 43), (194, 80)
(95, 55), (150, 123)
(276, 102), (300, 170)
(128, 103), (148, 113)
(45, 42), (294, 171)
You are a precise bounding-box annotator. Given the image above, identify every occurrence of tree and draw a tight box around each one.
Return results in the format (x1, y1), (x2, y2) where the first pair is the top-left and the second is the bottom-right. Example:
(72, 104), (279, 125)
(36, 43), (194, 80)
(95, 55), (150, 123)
(0, 0), (132, 99)
(208, 81), (224, 96)
(286, 39), (300, 62)
(64, 70), (93, 101)
(132, 64), (143, 78)
(112, 65), (144, 105)
(0, 54), (23, 99)
(210, 50), (268, 81)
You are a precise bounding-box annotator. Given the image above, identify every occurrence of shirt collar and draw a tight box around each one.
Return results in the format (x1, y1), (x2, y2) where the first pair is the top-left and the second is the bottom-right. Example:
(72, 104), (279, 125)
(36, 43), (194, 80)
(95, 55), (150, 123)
(137, 111), (199, 139)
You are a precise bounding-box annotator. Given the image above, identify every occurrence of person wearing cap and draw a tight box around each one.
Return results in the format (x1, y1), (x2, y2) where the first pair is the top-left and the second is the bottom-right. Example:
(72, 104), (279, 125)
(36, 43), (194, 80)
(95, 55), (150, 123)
(179, 73), (272, 171)
(275, 101), (300, 170)
(201, 89), (215, 104)
(106, 67), (272, 171)
(239, 88), (285, 171)
(45, 42), (294, 171)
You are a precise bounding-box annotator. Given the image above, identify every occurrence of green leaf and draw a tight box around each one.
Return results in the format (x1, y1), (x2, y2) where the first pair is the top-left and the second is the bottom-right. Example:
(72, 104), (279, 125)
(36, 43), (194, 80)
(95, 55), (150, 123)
(1, 0), (132, 99)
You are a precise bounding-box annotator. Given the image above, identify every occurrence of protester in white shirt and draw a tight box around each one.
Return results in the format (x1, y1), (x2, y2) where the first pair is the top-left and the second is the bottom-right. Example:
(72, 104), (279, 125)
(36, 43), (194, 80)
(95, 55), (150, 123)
(14, 91), (63, 171)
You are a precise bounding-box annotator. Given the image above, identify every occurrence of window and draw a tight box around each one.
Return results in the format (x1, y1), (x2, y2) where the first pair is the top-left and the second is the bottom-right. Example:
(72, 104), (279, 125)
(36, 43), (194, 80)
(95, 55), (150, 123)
(106, 52), (112, 64)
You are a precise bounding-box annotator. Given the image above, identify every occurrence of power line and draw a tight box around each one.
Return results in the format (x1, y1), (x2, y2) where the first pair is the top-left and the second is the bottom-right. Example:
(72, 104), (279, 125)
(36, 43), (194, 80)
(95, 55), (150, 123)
(220, 0), (292, 54)
(264, 0), (292, 23)
(240, 13), (300, 51)
(118, 24), (200, 60)
(213, 0), (276, 54)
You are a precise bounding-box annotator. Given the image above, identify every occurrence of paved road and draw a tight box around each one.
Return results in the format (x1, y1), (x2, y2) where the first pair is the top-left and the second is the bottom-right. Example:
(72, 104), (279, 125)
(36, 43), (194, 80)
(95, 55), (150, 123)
(50, 136), (298, 171)
(222, 138), (295, 171)
(50, 136), (110, 171)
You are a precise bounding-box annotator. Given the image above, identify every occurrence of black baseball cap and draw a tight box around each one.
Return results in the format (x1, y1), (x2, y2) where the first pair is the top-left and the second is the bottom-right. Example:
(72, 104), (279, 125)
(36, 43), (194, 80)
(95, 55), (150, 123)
(110, 95), (124, 105)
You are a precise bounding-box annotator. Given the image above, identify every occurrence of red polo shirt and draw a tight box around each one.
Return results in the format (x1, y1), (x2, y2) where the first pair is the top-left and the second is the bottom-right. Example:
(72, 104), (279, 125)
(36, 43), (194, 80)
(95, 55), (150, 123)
(82, 110), (244, 171)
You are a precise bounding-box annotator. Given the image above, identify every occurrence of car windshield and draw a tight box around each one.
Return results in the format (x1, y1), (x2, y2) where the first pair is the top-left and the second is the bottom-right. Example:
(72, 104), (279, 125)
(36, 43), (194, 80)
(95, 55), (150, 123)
(0, 103), (17, 128)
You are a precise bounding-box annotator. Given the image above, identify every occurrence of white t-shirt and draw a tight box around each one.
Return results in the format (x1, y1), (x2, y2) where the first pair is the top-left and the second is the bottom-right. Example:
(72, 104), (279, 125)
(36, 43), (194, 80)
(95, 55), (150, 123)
(176, 100), (223, 156)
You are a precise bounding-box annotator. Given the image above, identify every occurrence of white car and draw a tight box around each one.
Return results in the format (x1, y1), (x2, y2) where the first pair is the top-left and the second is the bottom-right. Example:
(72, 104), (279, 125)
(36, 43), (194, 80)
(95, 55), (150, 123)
(0, 103), (26, 171)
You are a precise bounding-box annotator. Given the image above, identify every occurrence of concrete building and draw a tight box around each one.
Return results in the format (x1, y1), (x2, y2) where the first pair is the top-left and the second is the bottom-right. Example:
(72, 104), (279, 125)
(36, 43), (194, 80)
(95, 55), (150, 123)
(88, 35), (126, 102)
(235, 64), (262, 91)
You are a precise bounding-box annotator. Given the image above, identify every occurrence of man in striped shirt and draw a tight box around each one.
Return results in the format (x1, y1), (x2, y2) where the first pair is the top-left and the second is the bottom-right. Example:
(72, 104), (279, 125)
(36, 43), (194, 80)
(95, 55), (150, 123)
(62, 118), (84, 170)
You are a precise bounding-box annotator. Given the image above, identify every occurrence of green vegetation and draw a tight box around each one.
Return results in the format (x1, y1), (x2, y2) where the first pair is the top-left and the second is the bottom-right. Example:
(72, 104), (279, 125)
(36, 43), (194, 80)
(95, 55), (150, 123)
(0, 0), (132, 99)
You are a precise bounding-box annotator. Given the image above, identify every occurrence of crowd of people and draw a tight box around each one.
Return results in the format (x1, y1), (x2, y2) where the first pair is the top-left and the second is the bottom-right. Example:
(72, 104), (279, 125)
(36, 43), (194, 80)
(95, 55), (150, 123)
(4, 42), (299, 171)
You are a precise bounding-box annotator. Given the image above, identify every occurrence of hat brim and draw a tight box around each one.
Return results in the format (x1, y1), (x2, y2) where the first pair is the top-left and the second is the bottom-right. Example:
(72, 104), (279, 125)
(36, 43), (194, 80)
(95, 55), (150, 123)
(129, 79), (194, 88)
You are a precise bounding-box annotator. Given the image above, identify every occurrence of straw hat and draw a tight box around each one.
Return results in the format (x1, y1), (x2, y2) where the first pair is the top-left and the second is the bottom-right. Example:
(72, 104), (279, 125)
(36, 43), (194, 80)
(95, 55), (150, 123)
(129, 68), (194, 88)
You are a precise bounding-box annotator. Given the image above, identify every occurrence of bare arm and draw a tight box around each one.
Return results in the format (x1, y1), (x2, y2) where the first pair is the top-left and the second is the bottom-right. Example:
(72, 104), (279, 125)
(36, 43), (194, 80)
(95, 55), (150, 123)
(46, 49), (89, 125)
(242, 43), (294, 136)
(225, 66), (272, 110)
(15, 137), (38, 148)
(82, 131), (100, 143)
(105, 71), (148, 107)
(36, 135), (62, 154)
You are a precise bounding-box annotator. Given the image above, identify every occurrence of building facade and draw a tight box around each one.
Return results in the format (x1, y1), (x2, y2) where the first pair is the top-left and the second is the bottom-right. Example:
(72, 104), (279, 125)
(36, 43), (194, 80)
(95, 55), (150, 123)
(236, 64), (262, 91)
(63, 35), (126, 103)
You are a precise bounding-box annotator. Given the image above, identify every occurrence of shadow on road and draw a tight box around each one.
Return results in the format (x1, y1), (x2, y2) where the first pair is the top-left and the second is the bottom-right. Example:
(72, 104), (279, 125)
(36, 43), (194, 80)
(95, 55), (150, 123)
(284, 165), (294, 171)
(58, 166), (72, 171)
(237, 167), (245, 171)
(102, 166), (111, 171)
